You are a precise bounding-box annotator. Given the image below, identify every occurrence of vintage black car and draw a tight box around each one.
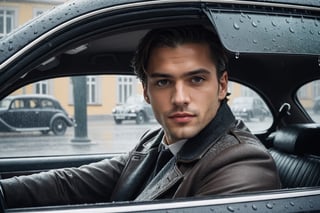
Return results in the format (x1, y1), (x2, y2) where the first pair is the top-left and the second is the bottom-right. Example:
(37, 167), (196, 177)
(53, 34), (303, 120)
(0, 94), (74, 135)
(0, 0), (319, 212)
(230, 96), (269, 122)
(112, 95), (154, 124)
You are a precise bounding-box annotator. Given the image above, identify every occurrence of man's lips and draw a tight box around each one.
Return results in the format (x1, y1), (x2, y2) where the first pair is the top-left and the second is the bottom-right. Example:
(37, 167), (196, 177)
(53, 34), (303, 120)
(168, 112), (195, 123)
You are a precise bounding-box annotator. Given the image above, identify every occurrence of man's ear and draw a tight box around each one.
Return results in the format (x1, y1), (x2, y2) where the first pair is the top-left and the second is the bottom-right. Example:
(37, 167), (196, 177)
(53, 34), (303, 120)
(143, 85), (150, 104)
(218, 71), (228, 100)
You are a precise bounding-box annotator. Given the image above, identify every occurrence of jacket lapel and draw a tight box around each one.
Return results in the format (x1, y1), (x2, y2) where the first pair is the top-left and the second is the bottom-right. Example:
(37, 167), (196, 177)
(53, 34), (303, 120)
(135, 157), (183, 201)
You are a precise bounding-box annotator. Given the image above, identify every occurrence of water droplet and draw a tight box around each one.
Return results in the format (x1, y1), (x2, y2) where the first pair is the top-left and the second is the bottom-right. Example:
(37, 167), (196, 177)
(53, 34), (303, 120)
(241, 12), (246, 18)
(8, 44), (13, 51)
(252, 21), (258, 27)
(239, 18), (244, 23)
(253, 39), (257, 44)
(272, 38), (276, 42)
(266, 203), (273, 209)
(247, 15), (251, 19)
(271, 21), (277, 27)
(310, 30), (314, 35)
(286, 18), (290, 24)
(289, 27), (295, 33)
(252, 205), (258, 210)
(233, 22), (240, 30)
(315, 19), (319, 27)
(34, 30), (38, 35)
(235, 52), (240, 59)
(227, 206), (235, 212)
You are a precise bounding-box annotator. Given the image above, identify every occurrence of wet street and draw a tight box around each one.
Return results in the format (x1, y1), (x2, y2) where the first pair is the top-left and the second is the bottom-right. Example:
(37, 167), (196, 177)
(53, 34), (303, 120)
(0, 116), (160, 157)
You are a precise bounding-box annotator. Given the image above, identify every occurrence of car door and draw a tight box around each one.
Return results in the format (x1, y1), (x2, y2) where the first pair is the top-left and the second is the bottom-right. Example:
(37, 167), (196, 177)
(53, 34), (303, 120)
(0, 0), (320, 212)
(3, 98), (38, 129)
(37, 98), (57, 127)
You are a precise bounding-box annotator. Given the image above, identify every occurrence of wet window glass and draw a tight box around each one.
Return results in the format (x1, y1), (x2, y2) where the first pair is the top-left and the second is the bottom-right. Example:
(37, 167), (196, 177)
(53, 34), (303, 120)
(0, 77), (273, 158)
(297, 80), (320, 123)
(228, 82), (273, 132)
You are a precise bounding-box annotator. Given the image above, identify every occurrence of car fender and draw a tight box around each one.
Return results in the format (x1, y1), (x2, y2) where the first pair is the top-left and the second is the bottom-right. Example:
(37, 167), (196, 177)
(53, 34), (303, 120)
(49, 113), (74, 127)
(0, 118), (16, 132)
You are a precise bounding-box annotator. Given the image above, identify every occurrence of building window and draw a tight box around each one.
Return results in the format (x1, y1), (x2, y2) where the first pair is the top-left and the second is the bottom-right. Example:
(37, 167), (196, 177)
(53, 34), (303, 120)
(87, 76), (98, 104)
(35, 80), (49, 94)
(0, 8), (16, 37)
(117, 76), (133, 104)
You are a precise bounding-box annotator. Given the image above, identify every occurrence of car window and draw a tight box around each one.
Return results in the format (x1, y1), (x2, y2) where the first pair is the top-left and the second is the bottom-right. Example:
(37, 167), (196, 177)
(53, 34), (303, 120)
(0, 76), (273, 158)
(297, 79), (320, 123)
(228, 82), (273, 132)
(0, 75), (160, 158)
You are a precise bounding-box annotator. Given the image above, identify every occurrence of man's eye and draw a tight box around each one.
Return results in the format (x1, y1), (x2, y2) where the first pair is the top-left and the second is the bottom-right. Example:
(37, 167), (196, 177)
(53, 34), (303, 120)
(156, 79), (170, 87)
(191, 76), (205, 84)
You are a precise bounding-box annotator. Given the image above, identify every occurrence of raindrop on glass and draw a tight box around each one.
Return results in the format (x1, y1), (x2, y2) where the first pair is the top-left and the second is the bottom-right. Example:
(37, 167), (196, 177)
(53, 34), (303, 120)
(253, 39), (257, 44)
(266, 203), (273, 209)
(286, 18), (290, 24)
(241, 12), (246, 18)
(233, 22), (240, 30)
(227, 206), (235, 212)
(252, 21), (258, 28)
(289, 27), (295, 33)
(252, 205), (258, 211)
(8, 44), (13, 51)
(271, 21), (277, 27)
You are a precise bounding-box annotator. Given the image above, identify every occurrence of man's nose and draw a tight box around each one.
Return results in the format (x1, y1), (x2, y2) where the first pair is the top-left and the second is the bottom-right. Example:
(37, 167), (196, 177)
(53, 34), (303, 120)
(171, 82), (190, 106)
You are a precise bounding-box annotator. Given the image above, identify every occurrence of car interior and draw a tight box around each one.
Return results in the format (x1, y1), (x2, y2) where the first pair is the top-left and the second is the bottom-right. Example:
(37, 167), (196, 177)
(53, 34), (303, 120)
(0, 1), (320, 212)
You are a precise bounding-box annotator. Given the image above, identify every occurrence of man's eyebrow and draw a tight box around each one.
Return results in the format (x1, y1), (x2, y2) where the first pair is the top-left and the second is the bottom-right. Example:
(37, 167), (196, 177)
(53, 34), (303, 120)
(148, 69), (211, 78)
(184, 69), (211, 77)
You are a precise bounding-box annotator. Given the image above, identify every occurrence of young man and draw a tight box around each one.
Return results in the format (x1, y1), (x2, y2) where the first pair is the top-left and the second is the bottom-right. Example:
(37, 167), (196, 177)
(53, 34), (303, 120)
(0, 25), (281, 208)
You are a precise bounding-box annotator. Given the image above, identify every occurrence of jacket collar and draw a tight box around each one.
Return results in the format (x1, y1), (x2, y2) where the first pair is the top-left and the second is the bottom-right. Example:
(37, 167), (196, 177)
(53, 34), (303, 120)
(177, 100), (236, 162)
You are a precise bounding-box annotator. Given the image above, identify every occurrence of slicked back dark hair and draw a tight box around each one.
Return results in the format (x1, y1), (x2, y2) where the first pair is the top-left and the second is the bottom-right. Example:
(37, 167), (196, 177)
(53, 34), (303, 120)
(131, 25), (228, 86)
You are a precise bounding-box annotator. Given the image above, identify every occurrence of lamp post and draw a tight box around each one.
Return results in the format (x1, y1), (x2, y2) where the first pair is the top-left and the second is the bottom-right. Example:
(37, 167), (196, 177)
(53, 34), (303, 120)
(71, 76), (90, 142)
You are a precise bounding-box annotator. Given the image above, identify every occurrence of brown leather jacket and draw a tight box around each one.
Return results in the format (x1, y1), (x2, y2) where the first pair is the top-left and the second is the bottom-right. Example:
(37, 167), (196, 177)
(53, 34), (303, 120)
(0, 102), (281, 208)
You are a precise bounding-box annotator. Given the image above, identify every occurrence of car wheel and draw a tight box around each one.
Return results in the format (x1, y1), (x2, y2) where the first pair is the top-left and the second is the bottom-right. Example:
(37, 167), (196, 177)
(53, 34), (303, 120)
(135, 112), (145, 124)
(51, 118), (67, 136)
(114, 119), (122, 125)
(41, 130), (50, 135)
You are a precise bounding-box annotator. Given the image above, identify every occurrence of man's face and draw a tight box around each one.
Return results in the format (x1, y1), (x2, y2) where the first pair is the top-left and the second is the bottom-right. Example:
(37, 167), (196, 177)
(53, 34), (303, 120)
(144, 43), (228, 144)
